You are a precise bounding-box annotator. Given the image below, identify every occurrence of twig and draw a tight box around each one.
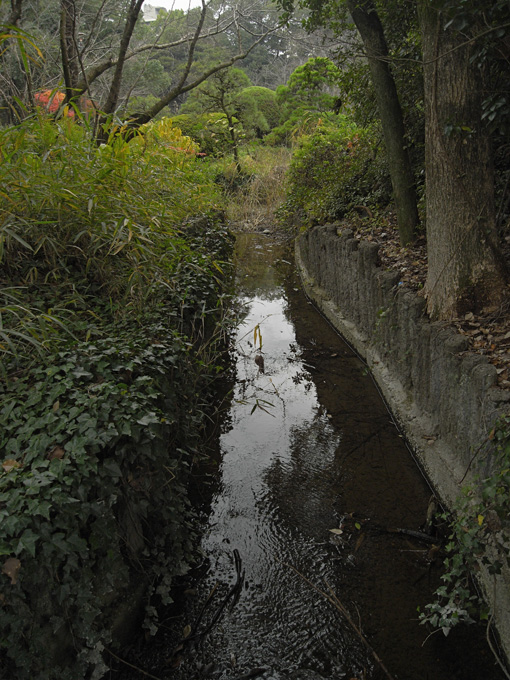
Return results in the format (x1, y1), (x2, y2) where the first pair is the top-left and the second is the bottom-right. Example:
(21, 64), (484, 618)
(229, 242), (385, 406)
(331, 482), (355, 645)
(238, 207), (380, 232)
(486, 584), (510, 680)
(280, 561), (396, 680)
(106, 647), (163, 680)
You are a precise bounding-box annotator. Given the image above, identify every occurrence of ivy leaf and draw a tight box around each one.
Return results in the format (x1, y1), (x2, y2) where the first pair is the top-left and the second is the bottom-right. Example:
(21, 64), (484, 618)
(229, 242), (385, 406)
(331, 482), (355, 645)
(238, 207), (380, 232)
(102, 460), (122, 477)
(16, 530), (38, 558)
(137, 412), (159, 426)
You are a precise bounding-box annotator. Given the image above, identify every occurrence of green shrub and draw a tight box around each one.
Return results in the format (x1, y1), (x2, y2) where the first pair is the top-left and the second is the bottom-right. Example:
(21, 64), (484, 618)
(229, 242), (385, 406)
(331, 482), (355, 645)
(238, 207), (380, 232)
(171, 112), (239, 156)
(236, 86), (280, 139)
(278, 117), (391, 227)
(0, 114), (224, 374)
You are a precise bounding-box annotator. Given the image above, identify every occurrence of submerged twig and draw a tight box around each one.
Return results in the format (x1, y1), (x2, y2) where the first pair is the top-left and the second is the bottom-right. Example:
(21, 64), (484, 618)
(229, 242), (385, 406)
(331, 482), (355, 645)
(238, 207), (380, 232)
(281, 561), (396, 680)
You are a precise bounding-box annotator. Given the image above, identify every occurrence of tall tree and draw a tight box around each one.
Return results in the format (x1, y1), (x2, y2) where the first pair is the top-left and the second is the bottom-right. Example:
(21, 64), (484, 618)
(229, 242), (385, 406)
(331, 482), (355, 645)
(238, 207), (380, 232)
(101, 0), (145, 116)
(184, 66), (251, 170)
(60, 0), (79, 100)
(278, 0), (419, 245)
(419, 2), (507, 319)
(344, 0), (418, 246)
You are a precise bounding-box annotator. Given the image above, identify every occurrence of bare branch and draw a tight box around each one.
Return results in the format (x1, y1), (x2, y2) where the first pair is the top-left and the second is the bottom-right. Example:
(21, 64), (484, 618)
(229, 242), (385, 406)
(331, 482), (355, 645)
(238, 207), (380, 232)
(72, 17), (235, 99)
(130, 25), (276, 126)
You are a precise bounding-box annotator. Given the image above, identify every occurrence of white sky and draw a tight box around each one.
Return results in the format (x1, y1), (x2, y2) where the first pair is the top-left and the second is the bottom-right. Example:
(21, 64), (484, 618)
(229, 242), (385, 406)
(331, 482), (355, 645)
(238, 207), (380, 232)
(149, 0), (202, 10)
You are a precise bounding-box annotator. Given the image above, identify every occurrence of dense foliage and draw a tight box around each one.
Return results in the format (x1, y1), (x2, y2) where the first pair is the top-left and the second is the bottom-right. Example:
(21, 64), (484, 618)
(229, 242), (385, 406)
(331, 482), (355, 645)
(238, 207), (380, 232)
(172, 112), (238, 157)
(279, 116), (390, 226)
(0, 113), (233, 678)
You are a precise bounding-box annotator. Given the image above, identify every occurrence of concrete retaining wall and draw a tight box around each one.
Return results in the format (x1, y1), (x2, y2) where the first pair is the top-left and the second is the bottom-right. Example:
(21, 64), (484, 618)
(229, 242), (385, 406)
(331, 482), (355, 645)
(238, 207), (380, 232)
(295, 224), (510, 657)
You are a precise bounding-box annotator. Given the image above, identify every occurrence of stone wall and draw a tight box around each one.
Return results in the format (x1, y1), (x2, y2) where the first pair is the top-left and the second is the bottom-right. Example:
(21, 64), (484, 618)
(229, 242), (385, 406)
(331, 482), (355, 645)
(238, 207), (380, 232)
(295, 224), (510, 656)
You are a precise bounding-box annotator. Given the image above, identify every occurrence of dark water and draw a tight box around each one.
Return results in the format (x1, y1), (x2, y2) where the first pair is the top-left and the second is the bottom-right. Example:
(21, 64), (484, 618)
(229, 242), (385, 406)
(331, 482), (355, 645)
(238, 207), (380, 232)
(119, 233), (504, 680)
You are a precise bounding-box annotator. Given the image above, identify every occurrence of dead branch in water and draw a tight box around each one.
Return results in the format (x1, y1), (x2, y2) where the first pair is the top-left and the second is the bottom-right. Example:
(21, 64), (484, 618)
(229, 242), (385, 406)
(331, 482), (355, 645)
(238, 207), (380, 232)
(281, 561), (396, 680)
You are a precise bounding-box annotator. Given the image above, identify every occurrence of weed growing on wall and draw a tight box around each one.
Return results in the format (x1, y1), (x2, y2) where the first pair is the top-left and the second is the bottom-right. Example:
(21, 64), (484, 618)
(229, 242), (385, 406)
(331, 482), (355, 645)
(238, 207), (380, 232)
(420, 417), (510, 643)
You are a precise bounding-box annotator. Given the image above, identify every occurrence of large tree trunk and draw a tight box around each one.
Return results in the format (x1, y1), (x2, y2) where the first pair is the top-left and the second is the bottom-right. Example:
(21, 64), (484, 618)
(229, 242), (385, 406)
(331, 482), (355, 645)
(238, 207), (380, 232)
(7, 0), (24, 27)
(420, 4), (506, 320)
(346, 0), (418, 246)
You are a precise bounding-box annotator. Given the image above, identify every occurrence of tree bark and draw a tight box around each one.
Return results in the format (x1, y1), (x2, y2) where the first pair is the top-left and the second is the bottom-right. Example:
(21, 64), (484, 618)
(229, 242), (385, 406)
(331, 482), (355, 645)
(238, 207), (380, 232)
(60, 0), (79, 100)
(101, 0), (145, 116)
(420, 3), (506, 320)
(346, 0), (418, 246)
(7, 0), (24, 27)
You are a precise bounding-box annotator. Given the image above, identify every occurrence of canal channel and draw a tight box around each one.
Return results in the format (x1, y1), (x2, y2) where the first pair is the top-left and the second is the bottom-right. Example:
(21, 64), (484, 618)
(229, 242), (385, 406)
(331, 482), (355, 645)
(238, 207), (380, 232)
(120, 232), (504, 680)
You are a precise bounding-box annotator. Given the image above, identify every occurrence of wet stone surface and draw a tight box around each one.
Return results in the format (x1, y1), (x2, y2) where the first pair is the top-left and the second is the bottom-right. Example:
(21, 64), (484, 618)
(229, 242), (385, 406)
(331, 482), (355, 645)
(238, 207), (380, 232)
(117, 233), (505, 680)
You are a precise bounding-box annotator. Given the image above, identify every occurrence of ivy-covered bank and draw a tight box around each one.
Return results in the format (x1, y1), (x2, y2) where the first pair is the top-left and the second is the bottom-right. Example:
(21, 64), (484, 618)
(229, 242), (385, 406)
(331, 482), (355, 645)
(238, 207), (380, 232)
(0, 115), (233, 678)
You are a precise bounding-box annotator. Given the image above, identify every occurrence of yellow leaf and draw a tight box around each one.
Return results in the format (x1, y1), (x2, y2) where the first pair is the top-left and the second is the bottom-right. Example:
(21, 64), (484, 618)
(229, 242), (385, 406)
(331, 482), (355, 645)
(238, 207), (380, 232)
(477, 514), (484, 526)
(182, 624), (192, 638)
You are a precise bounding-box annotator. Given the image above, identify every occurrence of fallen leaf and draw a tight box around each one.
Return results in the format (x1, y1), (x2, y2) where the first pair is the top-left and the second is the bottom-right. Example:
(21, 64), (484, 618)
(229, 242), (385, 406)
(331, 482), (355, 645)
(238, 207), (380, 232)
(52, 400), (60, 412)
(2, 459), (21, 473)
(47, 446), (65, 461)
(2, 557), (21, 584)
(182, 624), (191, 638)
(329, 528), (344, 535)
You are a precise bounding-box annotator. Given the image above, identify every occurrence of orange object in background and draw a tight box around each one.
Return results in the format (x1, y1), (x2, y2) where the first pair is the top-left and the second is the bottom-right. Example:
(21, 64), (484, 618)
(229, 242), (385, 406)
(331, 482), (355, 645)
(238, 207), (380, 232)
(34, 90), (95, 117)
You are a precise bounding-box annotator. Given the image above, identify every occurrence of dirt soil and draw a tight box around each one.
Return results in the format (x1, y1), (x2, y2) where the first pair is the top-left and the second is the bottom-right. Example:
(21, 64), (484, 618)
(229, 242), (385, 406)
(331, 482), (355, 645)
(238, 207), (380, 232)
(230, 210), (510, 390)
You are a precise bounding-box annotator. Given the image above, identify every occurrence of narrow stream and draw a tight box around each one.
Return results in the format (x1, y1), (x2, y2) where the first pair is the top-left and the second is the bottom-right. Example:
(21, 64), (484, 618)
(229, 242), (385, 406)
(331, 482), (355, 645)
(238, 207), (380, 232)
(123, 233), (503, 680)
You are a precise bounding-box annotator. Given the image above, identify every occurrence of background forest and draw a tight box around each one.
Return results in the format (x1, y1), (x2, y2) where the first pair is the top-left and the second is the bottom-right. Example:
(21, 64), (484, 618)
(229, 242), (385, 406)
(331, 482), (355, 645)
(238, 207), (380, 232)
(1, 0), (510, 677)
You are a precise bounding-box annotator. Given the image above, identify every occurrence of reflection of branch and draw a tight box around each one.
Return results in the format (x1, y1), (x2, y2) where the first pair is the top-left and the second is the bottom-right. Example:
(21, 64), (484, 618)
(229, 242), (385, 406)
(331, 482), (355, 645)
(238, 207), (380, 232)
(281, 561), (396, 680)
(337, 426), (386, 462)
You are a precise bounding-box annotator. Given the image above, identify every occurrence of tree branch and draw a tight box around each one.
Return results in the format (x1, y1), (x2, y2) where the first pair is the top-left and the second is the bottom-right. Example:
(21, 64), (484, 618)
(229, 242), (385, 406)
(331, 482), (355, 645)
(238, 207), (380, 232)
(72, 20), (235, 99)
(130, 25), (275, 126)
(7, 0), (24, 27)
(102, 0), (145, 115)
